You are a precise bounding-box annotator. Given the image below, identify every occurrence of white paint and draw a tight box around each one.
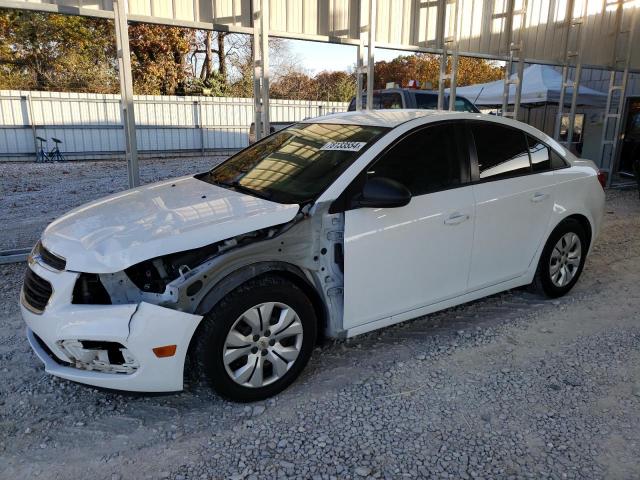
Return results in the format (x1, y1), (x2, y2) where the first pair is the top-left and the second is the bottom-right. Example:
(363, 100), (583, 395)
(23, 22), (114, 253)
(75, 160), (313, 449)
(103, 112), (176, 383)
(21, 109), (606, 393)
(343, 186), (475, 328)
(468, 171), (556, 289)
(41, 175), (299, 273)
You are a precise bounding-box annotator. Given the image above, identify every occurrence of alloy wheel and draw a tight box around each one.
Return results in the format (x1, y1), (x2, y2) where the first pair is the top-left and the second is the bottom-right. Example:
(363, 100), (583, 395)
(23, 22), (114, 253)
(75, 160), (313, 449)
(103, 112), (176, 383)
(549, 232), (582, 287)
(222, 302), (303, 388)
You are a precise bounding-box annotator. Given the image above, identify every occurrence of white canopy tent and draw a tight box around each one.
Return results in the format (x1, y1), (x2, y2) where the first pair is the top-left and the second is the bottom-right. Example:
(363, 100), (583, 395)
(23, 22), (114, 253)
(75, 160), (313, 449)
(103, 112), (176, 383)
(452, 65), (608, 108)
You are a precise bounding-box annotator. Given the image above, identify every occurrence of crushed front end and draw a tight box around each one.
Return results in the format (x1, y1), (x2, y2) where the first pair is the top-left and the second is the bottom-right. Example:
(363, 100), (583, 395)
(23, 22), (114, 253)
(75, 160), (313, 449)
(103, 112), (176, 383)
(21, 243), (202, 392)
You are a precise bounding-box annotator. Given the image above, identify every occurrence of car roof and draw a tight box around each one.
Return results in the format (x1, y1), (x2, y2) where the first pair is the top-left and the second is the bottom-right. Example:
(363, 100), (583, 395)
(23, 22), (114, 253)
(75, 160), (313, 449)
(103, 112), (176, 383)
(301, 109), (566, 151)
(302, 109), (456, 127)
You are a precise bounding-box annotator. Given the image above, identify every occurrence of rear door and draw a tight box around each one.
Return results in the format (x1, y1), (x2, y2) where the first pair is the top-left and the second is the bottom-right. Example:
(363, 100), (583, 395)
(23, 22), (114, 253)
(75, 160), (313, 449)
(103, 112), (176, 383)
(467, 122), (555, 290)
(342, 122), (475, 329)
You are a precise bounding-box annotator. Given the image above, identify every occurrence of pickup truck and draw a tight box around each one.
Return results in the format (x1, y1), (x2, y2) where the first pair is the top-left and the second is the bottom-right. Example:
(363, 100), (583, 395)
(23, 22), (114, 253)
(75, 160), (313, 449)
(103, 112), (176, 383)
(347, 88), (480, 112)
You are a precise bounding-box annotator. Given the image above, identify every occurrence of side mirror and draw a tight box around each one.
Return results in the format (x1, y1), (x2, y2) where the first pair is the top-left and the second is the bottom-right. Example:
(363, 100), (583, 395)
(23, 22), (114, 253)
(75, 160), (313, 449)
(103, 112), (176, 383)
(352, 177), (411, 209)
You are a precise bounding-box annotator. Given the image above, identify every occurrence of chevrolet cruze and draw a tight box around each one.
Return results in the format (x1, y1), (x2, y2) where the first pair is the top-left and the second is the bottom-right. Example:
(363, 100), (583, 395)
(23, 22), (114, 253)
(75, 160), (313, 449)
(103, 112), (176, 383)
(21, 110), (605, 401)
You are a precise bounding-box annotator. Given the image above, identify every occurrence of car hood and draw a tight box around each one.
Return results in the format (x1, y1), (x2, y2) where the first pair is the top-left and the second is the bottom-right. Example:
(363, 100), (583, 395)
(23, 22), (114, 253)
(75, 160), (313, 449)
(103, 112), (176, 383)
(41, 176), (299, 273)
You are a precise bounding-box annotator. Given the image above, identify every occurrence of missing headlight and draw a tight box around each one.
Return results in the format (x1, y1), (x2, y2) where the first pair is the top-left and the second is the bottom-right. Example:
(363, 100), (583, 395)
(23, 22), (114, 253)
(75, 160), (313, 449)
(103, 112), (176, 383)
(72, 273), (111, 304)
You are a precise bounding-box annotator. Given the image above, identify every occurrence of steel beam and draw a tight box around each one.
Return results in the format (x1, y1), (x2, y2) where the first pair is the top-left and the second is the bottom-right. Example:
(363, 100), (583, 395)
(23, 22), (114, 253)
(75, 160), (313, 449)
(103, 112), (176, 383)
(260, 0), (270, 137)
(448, 0), (459, 112)
(113, 0), (140, 188)
(600, 1), (637, 184)
(553, 0), (587, 150)
(366, 0), (376, 110)
(501, 0), (527, 119)
(356, 41), (365, 111)
(252, 0), (270, 141)
(436, 0), (447, 110)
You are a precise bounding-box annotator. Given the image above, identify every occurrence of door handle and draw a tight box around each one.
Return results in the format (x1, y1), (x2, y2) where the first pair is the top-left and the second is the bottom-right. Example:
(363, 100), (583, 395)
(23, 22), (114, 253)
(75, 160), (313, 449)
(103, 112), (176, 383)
(444, 212), (470, 225)
(530, 192), (549, 203)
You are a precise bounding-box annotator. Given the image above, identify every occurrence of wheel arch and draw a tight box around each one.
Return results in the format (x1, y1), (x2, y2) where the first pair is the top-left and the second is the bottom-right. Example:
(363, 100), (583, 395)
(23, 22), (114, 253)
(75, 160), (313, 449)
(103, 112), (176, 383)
(192, 261), (328, 342)
(565, 213), (593, 251)
(549, 213), (593, 253)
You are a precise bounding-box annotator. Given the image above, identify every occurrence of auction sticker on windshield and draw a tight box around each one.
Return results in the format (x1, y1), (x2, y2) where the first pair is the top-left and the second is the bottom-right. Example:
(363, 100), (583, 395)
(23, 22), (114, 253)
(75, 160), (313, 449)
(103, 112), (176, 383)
(320, 141), (367, 152)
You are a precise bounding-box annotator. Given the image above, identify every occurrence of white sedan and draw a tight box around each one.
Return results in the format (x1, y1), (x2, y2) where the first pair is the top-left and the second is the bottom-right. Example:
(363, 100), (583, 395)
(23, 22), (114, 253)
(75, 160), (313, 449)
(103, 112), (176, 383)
(21, 110), (605, 401)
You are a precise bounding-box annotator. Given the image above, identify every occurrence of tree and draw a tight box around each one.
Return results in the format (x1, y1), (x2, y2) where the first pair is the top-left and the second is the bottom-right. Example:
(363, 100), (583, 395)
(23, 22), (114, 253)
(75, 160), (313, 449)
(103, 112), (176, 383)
(187, 30), (231, 95)
(314, 71), (356, 102)
(374, 53), (503, 90)
(270, 69), (318, 100)
(128, 23), (195, 95)
(0, 10), (117, 92)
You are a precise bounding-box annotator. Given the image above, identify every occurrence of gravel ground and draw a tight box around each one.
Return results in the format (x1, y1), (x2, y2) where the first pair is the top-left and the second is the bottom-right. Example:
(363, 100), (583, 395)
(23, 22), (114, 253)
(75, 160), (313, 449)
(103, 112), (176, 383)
(0, 157), (227, 251)
(1, 185), (640, 479)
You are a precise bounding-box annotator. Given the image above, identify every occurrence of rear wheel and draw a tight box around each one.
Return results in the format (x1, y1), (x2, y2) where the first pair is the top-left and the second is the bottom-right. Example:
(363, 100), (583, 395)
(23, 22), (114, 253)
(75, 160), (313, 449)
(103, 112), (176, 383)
(193, 275), (317, 402)
(533, 219), (587, 298)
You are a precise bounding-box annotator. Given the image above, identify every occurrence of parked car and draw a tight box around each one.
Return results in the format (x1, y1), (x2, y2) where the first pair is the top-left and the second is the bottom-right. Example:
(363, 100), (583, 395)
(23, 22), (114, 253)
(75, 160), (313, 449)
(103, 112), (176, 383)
(22, 110), (605, 402)
(248, 121), (292, 144)
(347, 87), (480, 112)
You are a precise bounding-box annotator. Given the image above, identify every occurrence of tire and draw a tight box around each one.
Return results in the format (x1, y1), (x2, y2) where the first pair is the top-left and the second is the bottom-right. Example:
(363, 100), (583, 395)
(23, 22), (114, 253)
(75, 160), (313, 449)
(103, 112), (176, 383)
(192, 275), (317, 402)
(533, 218), (588, 298)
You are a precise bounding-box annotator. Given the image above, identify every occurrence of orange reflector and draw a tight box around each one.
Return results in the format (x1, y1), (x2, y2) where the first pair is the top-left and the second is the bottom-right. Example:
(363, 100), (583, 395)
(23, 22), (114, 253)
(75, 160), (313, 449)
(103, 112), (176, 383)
(152, 345), (177, 358)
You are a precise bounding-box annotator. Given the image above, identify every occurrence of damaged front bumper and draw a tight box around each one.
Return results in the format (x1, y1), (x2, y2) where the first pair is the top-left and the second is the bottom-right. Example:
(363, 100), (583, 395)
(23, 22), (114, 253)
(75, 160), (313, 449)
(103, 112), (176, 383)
(21, 262), (202, 392)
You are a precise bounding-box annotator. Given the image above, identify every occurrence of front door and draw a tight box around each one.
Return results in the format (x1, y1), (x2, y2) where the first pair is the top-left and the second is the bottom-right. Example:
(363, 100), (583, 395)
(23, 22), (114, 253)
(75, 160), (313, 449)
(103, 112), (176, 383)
(342, 123), (474, 329)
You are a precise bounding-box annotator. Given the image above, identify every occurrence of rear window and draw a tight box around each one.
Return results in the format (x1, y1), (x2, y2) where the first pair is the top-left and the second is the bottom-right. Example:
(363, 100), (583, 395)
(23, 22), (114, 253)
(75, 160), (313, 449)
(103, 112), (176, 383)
(551, 150), (569, 169)
(348, 92), (403, 111)
(526, 135), (551, 172)
(415, 93), (438, 109)
(452, 97), (478, 112)
(414, 93), (478, 112)
(471, 123), (531, 180)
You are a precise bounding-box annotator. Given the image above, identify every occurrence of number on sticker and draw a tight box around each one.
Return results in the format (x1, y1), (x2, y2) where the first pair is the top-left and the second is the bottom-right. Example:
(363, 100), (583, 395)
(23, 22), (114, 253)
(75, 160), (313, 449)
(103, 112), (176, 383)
(320, 141), (367, 152)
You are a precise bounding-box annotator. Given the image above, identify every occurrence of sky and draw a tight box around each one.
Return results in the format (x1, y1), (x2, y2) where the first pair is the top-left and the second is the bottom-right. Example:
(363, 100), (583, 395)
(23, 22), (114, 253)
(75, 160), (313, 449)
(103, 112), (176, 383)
(287, 39), (406, 74)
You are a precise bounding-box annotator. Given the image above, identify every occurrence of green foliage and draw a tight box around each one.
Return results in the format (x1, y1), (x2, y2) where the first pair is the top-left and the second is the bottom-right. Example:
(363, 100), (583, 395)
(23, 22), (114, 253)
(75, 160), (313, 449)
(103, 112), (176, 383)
(128, 23), (194, 95)
(315, 71), (357, 102)
(0, 11), (502, 102)
(0, 10), (117, 92)
(374, 53), (503, 90)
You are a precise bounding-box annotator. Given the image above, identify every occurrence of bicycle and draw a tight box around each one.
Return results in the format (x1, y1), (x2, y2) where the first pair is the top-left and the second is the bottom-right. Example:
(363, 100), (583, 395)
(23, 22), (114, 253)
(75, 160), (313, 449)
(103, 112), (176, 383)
(35, 136), (66, 163)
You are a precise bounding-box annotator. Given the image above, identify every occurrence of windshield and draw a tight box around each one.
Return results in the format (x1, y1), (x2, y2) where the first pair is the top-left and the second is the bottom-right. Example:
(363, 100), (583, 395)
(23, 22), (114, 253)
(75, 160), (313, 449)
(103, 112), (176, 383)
(199, 123), (389, 204)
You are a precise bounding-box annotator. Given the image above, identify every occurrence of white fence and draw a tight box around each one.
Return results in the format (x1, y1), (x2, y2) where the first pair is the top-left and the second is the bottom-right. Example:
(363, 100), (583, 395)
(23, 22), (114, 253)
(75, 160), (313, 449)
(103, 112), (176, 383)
(0, 91), (349, 161)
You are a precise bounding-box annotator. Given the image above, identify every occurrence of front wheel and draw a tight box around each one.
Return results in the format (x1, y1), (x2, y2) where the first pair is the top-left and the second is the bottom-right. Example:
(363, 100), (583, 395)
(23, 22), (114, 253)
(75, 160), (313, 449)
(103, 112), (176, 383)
(533, 219), (588, 298)
(193, 275), (317, 402)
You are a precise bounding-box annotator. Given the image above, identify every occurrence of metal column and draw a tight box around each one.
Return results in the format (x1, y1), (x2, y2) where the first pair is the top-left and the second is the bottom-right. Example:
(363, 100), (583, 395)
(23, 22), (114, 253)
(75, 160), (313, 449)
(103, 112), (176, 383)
(259, 0), (270, 136)
(500, 0), (527, 119)
(355, 40), (365, 111)
(436, 0), (447, 110)
(113, 0), (139, 188)
(554, 0), (587, 151)
(437, 0), (460, 111)
(252, 0), (270, 141)
(366, 0), (376, 110)
(599, 0), (637, 185)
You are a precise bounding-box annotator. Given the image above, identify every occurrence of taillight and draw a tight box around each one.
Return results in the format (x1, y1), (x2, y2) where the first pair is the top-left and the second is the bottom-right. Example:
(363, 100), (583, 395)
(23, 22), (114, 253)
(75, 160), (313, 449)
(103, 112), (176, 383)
(597, 170), (606, 190)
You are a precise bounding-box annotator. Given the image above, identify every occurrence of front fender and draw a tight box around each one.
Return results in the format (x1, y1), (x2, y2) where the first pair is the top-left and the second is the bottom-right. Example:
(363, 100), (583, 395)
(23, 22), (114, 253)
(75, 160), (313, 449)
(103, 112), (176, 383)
(194, 261), (319, 316)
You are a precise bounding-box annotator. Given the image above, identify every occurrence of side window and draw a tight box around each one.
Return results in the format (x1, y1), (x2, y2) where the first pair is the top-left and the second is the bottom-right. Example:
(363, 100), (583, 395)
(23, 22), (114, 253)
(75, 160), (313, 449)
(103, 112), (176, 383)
(367, 124), (463, 196)
(415, 93), (438, 109)
(471, 123), (531, 180)
(550, 149), (569, 169)
(526, 135), (551, 172)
